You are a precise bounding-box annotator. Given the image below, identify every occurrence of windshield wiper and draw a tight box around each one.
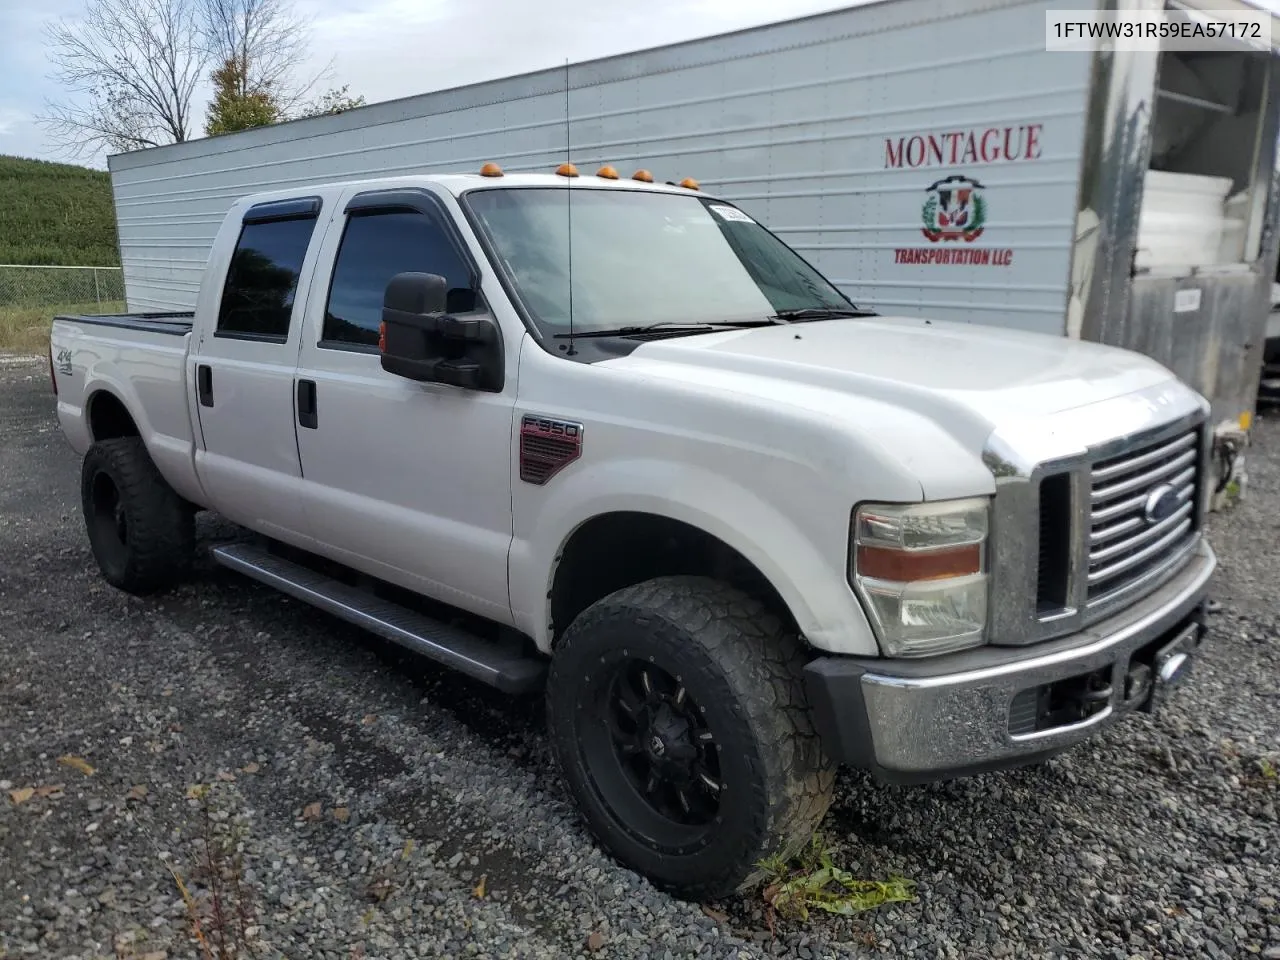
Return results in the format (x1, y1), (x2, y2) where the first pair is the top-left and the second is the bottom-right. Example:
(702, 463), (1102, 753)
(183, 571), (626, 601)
(772, 306), (878, 321)
(553, 319), (781, 339)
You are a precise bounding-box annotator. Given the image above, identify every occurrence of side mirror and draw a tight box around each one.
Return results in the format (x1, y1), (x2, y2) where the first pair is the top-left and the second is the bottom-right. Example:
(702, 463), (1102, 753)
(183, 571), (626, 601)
(379, 272), (503, 391)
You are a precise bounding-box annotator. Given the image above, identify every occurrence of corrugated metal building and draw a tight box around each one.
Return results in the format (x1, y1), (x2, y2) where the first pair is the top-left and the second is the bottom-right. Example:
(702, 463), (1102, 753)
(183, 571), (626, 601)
(108, 0), (1280, 452)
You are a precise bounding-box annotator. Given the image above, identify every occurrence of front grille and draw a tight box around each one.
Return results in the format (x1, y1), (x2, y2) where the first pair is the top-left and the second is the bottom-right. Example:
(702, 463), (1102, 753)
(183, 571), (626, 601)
(1086, 428), (1200, 603)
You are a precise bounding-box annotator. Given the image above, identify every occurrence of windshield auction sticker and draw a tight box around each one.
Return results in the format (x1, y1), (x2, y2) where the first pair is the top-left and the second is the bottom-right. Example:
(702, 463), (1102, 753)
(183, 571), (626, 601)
(709, 204), (755, 224)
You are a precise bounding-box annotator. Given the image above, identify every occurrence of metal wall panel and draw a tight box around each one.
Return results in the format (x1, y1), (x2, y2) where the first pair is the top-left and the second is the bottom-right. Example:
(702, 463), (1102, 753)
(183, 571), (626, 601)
(1124, 273), (1264, 407)
(109, 0), (1090, 332)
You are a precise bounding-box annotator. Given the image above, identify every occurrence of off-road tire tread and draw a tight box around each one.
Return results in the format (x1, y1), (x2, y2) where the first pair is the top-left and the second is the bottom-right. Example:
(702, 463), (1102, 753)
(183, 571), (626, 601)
(548, 575), (836, 902)
(81, 437), (194, 594)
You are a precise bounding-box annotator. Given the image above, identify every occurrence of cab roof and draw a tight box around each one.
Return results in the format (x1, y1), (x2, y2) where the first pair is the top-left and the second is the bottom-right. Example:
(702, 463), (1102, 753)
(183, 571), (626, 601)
(236, 171), (717, 210)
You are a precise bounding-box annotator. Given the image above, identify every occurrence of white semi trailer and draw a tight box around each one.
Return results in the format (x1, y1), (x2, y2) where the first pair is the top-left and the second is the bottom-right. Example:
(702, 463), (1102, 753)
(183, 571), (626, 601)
(106, 0), (1280, 485)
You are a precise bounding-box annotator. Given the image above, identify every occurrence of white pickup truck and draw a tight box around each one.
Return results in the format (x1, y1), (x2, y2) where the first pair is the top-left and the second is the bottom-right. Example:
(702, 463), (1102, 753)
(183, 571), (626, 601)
(50, 167), (1216, 900)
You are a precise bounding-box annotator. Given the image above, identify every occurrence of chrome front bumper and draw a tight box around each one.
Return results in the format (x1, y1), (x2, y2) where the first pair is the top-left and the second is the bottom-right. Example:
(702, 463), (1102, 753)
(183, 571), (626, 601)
(804, 539), (1216, 784)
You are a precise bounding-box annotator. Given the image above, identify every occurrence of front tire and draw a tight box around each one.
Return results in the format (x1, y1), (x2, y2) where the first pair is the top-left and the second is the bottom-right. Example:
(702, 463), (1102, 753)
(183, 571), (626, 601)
(81, 437), (195, 594)
(546, 576), (835, 901)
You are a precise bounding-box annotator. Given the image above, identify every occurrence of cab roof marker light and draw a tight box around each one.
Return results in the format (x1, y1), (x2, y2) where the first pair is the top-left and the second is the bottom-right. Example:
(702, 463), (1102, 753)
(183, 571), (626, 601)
(479, 162), (504, 177)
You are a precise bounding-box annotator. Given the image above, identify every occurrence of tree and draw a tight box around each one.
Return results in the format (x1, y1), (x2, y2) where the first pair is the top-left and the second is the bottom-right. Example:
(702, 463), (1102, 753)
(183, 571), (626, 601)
(297, 86), (368, 119)
(201, 0), (365, 133)
(201, 0), (326, 116)
(41, 0), (209, 159)
(205, 58), (282, 136)
(42, 0), (366, 157)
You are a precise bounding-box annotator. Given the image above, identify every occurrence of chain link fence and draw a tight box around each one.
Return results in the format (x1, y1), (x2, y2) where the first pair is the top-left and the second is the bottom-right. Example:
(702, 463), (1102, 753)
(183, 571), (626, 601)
(0, 264), (125, 309)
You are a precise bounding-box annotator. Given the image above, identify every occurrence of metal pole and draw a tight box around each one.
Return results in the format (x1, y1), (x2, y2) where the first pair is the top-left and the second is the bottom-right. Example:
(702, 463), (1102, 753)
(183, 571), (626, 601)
(94, 269), (101, 304)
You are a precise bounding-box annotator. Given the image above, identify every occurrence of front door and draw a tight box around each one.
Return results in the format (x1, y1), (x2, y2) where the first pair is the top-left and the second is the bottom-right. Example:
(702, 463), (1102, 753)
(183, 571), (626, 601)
(292, 186), (516, 623)
(190, 197), (329, 545)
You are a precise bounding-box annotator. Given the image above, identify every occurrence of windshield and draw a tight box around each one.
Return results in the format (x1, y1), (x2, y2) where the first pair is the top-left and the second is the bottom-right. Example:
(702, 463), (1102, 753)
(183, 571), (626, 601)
(462, 187), (853, 334)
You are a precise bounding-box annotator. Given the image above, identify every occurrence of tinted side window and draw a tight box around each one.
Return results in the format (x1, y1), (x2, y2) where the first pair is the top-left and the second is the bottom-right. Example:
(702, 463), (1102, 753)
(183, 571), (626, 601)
(324, 209), (476, 347)
(216, 216), (318, 340)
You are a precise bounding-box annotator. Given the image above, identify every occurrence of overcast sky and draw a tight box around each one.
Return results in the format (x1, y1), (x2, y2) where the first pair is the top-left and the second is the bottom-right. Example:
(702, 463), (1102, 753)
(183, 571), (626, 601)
(0, 0), (857, 166)
(5, 0), (1280, 167)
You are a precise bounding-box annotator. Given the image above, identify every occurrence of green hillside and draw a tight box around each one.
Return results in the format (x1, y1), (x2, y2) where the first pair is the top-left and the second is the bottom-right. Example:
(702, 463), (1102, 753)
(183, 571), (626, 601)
(0, 156), (120, 266)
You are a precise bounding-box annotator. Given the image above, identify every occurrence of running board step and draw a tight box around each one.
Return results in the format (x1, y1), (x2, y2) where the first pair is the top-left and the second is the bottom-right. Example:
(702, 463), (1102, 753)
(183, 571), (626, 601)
(210, 542), (546, 694)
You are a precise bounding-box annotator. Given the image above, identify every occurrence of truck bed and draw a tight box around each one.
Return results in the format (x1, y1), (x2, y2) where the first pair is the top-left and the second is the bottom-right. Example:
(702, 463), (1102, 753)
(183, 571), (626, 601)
(51, 306), (206, 510)
(54, 310), (195, 336)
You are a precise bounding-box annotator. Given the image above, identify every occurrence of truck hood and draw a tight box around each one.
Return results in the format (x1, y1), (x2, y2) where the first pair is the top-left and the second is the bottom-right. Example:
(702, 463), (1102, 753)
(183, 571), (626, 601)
(602, 316), (1184, 485)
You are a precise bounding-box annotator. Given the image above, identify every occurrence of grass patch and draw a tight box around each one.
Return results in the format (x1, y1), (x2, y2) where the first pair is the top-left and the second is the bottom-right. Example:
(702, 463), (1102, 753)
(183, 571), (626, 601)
(1247, 756), (1278, 788)
(0, 301), (125, 354)
(758, 834), (916, 923)
(0, 155), (120, 266)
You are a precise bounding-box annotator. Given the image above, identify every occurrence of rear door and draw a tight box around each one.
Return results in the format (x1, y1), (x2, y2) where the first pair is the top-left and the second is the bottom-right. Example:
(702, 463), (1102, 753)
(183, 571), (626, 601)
(190, 196), (329, 544)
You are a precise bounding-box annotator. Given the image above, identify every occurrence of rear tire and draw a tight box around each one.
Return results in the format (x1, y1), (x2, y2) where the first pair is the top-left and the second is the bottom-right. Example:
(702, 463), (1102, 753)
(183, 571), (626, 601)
(81, 437), (195, 594)
(546, 575), (835, 901)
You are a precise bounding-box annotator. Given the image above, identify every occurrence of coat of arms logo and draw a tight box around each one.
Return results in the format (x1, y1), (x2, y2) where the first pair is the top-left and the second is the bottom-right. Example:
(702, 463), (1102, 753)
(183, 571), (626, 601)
(921, 175), (987, 242)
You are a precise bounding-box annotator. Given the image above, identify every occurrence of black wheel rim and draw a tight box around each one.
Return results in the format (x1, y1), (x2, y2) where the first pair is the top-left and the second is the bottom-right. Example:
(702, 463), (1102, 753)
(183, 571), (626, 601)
(90, 470), (129, 555)
(579, 657), (724, 853)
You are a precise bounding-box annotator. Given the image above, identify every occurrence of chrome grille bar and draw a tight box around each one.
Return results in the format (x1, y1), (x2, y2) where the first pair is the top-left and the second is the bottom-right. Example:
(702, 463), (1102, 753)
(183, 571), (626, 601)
(1091, 448), (1197, 503)
(1091, 431), (1195, 483)
(1087, 517), (1193, 585)
(1090, 500), (1193, 564)
(1091, 476), (1197, 542)
(1088, 514), (1143, 546)
(1090, 489), (1148, 524)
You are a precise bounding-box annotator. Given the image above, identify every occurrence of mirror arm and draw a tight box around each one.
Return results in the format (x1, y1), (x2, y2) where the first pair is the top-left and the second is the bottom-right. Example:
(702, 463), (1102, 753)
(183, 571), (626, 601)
(389, 311), (496, 343)
(381, 355), (484, 388)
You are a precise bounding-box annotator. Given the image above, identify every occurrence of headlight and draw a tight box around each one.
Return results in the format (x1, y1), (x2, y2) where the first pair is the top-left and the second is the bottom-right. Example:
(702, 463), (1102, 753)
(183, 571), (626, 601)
(850, 497), (990, 657)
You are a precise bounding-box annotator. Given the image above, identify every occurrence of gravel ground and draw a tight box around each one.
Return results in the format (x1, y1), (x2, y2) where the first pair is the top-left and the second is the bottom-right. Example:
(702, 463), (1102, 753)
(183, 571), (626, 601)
(1, 354), (1277, 960)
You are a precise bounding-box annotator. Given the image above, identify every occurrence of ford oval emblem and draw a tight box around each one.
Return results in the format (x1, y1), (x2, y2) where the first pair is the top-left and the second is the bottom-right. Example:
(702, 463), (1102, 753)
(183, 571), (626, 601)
(1143, 484), (1180, 526)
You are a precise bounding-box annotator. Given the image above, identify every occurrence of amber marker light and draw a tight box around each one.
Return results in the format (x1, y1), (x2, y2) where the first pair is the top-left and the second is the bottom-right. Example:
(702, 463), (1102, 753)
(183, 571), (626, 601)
(855, 543), (982, 582)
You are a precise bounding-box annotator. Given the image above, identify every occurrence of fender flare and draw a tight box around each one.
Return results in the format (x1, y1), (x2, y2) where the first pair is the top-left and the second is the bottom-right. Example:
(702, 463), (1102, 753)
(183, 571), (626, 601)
(508, 457), (879, 656)
(82, 375), (155, 445)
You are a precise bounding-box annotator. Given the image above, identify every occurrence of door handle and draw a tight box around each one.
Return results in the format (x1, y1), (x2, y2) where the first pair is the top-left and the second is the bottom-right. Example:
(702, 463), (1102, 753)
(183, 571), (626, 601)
(197, 364), (213, 407)
(297, 379), (318, 429)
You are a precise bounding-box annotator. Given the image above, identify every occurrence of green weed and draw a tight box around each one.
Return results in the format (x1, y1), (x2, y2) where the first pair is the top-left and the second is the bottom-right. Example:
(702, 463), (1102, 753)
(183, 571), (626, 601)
(758, 834), (916, 923)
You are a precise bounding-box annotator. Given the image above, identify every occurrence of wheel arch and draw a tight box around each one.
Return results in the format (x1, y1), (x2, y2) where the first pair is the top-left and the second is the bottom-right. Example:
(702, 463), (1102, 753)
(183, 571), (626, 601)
(86, 389), (141, 441)
(547, 511), (798, 646)
(510, 461), (879, 657)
